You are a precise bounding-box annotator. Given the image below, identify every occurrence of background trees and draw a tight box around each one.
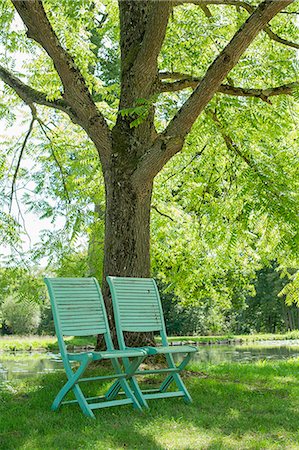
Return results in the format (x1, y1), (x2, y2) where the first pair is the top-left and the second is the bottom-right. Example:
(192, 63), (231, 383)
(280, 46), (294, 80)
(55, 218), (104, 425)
(0, 1), (299, 339)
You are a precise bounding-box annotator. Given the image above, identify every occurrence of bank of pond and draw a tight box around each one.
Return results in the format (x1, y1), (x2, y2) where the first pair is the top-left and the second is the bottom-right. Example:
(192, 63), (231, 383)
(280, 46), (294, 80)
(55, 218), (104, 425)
(2, 338), (299, 384)
(2, 337), (299, 449)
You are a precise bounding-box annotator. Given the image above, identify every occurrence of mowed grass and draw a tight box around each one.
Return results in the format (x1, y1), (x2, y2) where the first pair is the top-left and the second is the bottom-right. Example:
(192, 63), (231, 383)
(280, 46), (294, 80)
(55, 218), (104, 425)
(164, 330), (299, 344)
(1, 359), (299, 450)
(0, 335), (97, 352)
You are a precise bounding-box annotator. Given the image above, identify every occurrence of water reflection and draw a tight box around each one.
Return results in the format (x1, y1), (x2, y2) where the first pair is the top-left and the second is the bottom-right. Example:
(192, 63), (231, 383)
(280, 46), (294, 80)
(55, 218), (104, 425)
(1, 341), (299, 383)
(188, 343), (299, 364)
(0, 353), (64, 384)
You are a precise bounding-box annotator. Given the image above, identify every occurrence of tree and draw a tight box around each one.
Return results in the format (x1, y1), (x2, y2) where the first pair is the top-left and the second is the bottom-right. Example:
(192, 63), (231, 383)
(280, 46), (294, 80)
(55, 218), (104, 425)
(236, 263), (296, 333)
(1, 0), (299, 344)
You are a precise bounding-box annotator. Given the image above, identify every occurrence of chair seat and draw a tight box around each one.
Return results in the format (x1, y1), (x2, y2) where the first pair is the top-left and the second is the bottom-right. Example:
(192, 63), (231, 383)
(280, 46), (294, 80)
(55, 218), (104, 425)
(129, 345), (197, 356)
(68, 348), (146, 362)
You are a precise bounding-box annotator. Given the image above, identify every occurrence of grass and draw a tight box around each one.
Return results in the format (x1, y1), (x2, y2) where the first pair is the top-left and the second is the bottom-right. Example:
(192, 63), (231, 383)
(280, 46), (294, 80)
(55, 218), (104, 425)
(1, 331), (299, 352)
(0, 335), (97, 352)
(164, 330), (299, 344)
(1, 358), (299, 449)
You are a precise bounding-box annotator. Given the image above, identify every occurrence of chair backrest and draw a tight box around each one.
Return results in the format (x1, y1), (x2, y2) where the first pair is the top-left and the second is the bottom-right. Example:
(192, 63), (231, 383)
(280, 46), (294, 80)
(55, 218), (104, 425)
(107, 276), (168, 347)
(44, 277), (110, 339)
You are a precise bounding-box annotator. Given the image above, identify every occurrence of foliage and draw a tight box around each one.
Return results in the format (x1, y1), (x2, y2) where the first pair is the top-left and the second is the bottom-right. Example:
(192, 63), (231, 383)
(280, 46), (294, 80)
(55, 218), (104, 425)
(0, 1), (299, 322)
(235, 263), (292, 334)
(0, 267), (45, 305)
(1, 295), (41, 335)
(160, 263), (299, 336)
(160, 280), (238, 336)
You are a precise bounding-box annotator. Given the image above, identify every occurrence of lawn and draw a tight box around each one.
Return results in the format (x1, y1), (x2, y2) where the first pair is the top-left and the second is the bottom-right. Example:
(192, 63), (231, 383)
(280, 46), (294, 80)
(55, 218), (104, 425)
(1, 358), (299, 450)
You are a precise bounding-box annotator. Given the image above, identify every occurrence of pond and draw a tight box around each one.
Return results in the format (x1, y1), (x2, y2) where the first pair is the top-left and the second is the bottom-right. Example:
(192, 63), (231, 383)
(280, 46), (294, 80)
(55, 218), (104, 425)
(1, 340), (299, 383)
(187, 339), (299, 364)
(0, 352), (65, 384)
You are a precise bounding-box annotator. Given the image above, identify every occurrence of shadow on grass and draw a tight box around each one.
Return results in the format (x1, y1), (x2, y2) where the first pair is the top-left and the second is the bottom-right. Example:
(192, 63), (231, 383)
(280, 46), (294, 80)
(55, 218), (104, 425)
(1, 360), (299, 449)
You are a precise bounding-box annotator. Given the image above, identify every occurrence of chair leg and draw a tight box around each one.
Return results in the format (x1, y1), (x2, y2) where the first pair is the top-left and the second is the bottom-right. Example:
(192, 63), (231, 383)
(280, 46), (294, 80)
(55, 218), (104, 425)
(120, 378), (143, 411)
(159, 353), (192, 403)
(129, 377), (149, 409)
(52, 354), (95, 418)
(105, 356), (146, 410)
(104, 378), (143, 411)
(125, 356), (149, 409)
(106, 378), (149, 409)
(106, 356), (148, 409)
(72, 385), (96, 418)
(105, 380), (122, 400)
(106, 353), (193, 408)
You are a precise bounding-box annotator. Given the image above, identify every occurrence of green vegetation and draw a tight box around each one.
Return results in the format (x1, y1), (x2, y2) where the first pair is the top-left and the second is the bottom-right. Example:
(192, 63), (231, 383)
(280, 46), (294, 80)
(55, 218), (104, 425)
(0, 335), (96, 352)
(165, 331), (299, 344)
(1, 3), (299, 345)
(1, 296), (41, 335)
(0, 4), (298, 446)
(161, 264), (299, 337)
(1, 332), (299, 352)
(1, 358), (299, 449)
(1, 263), (299, 339)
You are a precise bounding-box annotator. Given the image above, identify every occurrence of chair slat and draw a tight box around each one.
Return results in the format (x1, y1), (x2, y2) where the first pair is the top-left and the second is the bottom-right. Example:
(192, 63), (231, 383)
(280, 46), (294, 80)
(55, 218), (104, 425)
(45, 277), (107, 337)
(108, 277), (163, 332)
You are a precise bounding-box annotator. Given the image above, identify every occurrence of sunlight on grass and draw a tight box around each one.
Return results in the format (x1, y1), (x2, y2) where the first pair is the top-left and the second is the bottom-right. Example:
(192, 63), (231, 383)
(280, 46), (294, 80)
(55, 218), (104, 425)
(1, 358), (299, 449)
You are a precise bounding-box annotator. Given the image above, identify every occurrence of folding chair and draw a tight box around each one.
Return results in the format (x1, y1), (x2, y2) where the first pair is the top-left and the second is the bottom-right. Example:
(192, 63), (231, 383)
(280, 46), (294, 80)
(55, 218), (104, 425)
(107, 276), (197, 409)
(44, 277), (146, 418)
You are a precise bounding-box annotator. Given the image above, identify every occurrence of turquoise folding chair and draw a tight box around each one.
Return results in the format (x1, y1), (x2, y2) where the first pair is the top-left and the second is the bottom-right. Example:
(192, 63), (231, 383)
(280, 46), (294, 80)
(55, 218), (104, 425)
(107, 276), (198, 409)
(44, 277), (146, 418)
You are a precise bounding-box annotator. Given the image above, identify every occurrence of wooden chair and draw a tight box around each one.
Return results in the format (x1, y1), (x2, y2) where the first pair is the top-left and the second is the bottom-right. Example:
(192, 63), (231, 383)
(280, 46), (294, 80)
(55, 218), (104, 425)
(44, 277), (146, 418)
(107, 276), (197, 409)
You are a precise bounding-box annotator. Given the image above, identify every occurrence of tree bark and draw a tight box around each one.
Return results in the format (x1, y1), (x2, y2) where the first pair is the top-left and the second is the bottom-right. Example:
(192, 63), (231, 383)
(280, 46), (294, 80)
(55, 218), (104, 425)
(103, 173), (152, 280)
(97, 154), (154, 348)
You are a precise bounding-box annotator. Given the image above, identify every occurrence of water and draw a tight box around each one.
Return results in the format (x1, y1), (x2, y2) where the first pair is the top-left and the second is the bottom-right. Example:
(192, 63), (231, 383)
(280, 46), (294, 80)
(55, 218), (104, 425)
(1, 340), (299, 383)
(0, 352), (64, 384)
(189, 340), (299, 364)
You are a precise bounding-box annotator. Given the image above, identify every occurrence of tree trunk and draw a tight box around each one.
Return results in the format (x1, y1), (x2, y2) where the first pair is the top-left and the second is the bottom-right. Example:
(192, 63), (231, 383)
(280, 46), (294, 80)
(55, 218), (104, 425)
(97, 162), (155, 348)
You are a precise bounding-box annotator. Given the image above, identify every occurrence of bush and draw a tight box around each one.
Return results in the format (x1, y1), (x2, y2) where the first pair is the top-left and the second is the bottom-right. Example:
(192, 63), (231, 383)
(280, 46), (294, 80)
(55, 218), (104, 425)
(159, 280), (232, 336)
(1, 296), (41, 335)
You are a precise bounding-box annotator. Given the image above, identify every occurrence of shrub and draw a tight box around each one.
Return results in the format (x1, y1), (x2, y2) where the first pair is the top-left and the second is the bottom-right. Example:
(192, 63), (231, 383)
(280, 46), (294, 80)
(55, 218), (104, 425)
(1, 296), (41, 335)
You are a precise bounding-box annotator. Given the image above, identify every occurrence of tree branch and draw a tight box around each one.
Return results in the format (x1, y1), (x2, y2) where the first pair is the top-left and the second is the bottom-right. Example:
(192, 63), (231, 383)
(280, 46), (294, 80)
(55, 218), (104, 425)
(133, 2), (173, 88)
(200, 5), (213, 18)
(163, 144), (207, 183)
(10, 116), (35, 212)
(11, 0), (111, 165)
(132, 0), (294, 186)
(0, 65), (79, 122)
(208, 109), (279, 195)
(151, 205), (174, 222)
(119, 1), (172, 103)
(180, 0), (299, 50)
(37, 119), (71, 204)
(158, 72), (299, 103)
